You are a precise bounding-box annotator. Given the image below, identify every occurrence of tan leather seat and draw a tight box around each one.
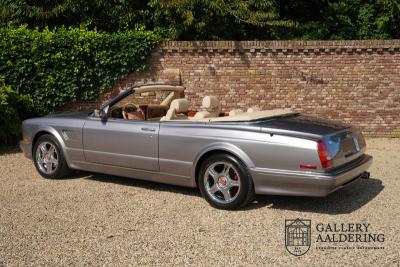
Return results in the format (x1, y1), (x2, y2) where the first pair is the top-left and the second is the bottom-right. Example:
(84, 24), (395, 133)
(160, 98), (189, 121)
(247, 106), (261, 113)
(193, 96), (221, 119)
(147, 104), (169, 120)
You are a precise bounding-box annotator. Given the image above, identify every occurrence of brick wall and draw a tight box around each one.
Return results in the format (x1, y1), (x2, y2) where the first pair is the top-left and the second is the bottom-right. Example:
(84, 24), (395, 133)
(68, 40), (400, 136)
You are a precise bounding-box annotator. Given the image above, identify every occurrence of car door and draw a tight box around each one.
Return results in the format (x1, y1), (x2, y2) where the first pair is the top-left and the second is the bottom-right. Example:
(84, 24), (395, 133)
(82, 116), (159, 171)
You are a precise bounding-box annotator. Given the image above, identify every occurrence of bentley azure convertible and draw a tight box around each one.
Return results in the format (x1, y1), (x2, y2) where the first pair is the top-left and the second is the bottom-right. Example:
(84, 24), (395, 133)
(20, 84), (372, 209)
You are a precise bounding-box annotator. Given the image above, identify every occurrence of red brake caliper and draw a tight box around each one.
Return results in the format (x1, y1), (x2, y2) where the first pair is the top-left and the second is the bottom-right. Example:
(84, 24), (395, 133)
(231, 174), (239, 195)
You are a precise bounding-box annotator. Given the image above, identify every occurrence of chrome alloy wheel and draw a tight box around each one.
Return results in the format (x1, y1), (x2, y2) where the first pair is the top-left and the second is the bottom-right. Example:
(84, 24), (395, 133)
(204, 161), (241, 204)
(36, 142), (59, 174)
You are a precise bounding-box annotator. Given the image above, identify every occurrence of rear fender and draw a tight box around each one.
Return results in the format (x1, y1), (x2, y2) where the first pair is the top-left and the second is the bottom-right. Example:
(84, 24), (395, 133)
(192, 142), (255, 181)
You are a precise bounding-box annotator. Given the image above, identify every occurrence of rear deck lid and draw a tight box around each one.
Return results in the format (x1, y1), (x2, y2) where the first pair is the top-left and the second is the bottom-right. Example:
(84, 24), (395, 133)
(255, 114), (351, 137)
(255, 114), (366, 169)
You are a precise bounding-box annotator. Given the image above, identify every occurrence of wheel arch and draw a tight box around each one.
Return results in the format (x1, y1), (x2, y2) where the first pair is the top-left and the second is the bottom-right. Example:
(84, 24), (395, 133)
(31, 127), (69, 164)
(193, 143), (255, 187)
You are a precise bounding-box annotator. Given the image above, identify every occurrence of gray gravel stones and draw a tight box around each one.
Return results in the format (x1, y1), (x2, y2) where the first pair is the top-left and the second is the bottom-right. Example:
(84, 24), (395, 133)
(0, 138), (399, 266)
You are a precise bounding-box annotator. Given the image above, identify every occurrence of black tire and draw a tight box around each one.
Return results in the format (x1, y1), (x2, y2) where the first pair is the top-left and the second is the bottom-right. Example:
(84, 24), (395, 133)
(33, 134), (72, 179)
(198, 153), (255, 210)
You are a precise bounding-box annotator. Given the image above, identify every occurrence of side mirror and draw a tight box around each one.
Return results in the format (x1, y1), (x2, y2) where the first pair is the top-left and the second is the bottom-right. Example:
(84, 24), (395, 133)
(101, 105), (109, 121)
(94, 106), (109, 122)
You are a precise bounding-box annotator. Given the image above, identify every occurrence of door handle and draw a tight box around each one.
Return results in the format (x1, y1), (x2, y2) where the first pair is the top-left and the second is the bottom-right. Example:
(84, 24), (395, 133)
(141, 127), (156, 132)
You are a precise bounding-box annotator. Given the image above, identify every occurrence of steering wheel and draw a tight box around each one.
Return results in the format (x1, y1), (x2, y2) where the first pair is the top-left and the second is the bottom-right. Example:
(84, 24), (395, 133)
(122, 103), (143, 120)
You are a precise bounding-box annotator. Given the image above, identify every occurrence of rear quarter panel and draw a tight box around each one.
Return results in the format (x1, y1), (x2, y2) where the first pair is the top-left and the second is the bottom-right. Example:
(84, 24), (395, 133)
(159, 122), (320, 182)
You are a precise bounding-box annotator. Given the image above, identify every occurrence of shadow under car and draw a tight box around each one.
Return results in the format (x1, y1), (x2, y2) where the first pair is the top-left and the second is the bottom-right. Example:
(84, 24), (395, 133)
(252, 177), (384, 214)
(74, 172), (384, 214)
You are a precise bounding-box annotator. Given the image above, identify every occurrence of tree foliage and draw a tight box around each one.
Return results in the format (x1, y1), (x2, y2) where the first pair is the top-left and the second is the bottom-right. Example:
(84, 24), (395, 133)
(275, 0), (400, 40)
(149, 0), (294, 39)
(1, 0), (399, 40)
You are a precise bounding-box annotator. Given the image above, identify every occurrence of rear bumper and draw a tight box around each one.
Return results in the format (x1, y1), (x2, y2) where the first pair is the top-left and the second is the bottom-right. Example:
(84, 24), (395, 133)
(19, 141), (32, 159)
(251, 154), (373, 197)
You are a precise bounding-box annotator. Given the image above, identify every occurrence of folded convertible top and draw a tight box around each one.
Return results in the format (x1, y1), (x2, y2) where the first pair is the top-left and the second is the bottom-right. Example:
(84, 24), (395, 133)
(201, 109), (296, 122)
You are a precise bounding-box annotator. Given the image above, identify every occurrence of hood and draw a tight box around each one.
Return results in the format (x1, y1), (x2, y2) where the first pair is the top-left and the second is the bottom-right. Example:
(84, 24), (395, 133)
(45, 110), (92, 119)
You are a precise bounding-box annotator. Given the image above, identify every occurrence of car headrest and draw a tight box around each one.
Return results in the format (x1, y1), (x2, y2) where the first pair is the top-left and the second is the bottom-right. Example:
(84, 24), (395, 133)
(170, 98), (188, 113)
(202, 96), (220, 110)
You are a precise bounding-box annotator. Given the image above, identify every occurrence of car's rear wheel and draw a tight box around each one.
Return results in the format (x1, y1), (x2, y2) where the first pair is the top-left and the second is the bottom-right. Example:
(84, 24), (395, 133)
(198, 153), (255, 210)
(33, 134), (72, 179)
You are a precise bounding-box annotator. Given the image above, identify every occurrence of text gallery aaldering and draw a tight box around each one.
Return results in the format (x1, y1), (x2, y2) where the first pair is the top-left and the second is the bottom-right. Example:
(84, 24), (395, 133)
(285, 218), (385, 256)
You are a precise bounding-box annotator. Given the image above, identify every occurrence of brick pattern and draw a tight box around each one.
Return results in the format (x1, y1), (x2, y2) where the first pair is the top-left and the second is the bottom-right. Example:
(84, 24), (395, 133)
(66, 40), (400, 136)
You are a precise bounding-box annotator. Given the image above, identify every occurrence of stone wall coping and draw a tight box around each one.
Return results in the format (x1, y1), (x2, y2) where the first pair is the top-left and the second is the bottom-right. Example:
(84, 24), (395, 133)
(159, 40), (400, 53)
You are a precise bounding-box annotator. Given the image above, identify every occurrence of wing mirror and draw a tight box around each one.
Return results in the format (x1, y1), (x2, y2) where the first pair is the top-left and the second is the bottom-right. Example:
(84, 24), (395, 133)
(94, 106), (109, 122)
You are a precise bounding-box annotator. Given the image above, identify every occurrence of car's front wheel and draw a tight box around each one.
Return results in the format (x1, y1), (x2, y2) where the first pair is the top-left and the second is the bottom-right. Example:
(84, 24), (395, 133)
(198, 153), (255, 210)
(33, 134), (72, 179)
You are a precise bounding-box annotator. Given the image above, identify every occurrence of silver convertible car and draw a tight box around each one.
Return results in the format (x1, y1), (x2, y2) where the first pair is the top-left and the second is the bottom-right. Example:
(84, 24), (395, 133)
(20, 84), (373, 209)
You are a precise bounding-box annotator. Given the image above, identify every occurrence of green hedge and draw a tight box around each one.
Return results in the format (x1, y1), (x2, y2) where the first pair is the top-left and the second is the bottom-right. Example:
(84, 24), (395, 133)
(0, 26), (160, 145)
(0, 76), (32, 145)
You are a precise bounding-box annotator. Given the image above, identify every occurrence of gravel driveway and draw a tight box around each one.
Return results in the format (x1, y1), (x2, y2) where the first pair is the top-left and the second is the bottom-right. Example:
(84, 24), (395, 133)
(0, 138), (399, 266)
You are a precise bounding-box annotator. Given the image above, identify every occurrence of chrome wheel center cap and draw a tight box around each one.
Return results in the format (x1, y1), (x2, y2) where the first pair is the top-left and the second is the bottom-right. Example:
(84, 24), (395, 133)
(218, 177), (227, 186)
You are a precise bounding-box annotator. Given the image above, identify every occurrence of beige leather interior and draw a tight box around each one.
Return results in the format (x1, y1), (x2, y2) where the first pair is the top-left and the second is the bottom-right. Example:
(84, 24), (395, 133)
(207, 109), (295, 122)
(109, 105), (123, 118)
(229, 109), (244, 116)
(147, 104), (169, 120)
(193, 96), (221, 119)
(160, 98), (189, 121)
(160, 91), (178, 106)
(122, 103), (143, 120)
(174, 109), (295, 122)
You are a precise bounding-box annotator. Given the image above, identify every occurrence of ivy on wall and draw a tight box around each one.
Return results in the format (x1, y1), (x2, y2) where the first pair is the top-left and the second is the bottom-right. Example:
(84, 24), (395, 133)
(0, 26), (160, 144)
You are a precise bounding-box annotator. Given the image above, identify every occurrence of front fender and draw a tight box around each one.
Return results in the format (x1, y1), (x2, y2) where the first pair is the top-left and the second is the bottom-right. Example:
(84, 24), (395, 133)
(31, 126), (70, 166)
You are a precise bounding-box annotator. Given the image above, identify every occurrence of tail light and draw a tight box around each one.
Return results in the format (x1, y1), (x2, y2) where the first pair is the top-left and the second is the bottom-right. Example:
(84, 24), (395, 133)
(317, 140), (333, 168)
